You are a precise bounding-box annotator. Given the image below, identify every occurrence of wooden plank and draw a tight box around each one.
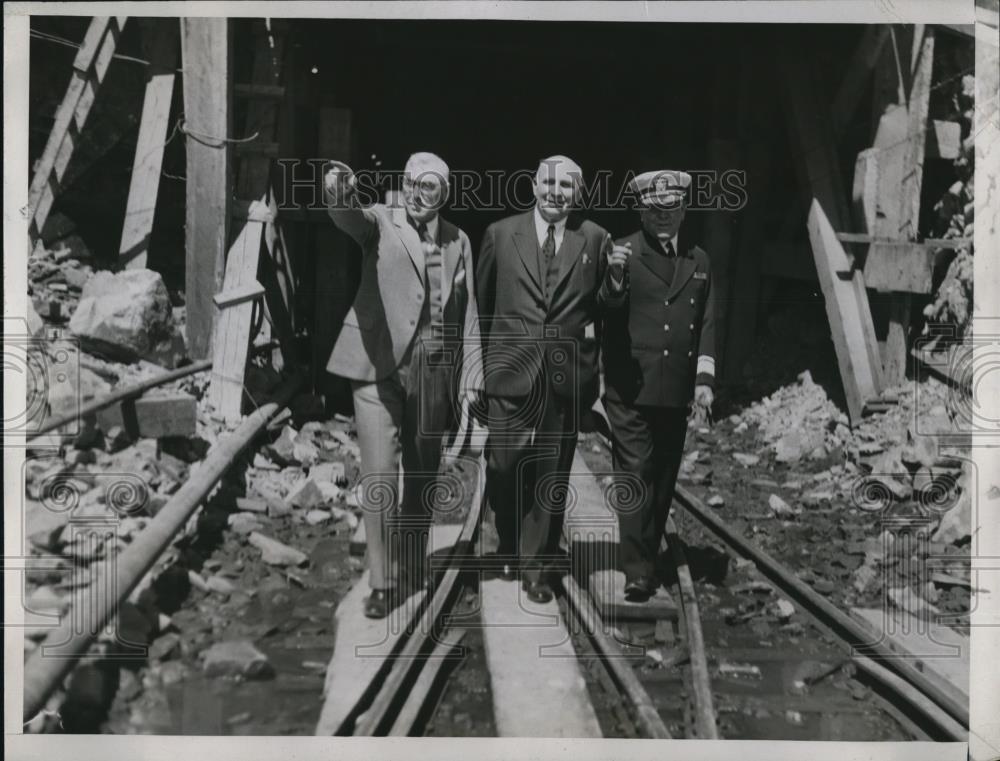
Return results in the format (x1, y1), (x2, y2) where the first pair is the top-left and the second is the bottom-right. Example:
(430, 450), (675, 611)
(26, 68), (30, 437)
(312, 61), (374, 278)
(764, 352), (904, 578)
(28, 17), (126, 253)
(181, 17), (231, 359)
(120, 19), (178, 269)
(807, 200), (882, 424)
(782, 47), (883, 418)
(839, 233), (972, 249)
(213, 280), (264, 309)
(562, 450), (677, 623)
(898, 26), (935, 242)
(480, 578), (602, 737)
(208, 209), (265, 421)
(929, 119), (961, 160)
(886, 27), (935, 385)
(314, 523), (463, 736)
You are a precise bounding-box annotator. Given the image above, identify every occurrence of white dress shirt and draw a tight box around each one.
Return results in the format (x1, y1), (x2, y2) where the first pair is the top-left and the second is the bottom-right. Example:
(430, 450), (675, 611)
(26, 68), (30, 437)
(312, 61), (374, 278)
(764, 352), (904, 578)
(658, 233), (679, 256)
(534, 206), (567, 252)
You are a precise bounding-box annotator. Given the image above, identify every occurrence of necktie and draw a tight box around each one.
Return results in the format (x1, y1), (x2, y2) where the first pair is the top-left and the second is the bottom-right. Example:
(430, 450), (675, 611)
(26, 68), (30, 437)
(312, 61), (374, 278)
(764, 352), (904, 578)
(663, 239), (675, 257)
(542, 224), (556, 295)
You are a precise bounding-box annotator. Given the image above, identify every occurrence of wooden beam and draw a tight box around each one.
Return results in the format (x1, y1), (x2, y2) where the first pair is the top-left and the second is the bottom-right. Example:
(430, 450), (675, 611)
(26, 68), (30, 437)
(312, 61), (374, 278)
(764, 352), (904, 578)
(208, 201), (266, 421)
(781, 43), (883, 416)
(28, 17), (127, 254)
(213, 280), (265, 309)
(808, 200), (882, 423)
(120, 19), (178, 269)
(181, 17), (231, 359)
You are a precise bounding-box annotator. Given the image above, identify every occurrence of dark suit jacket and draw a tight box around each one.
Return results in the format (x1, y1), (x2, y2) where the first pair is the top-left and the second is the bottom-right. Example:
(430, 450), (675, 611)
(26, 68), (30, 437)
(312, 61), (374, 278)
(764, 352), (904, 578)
(599, 229), (715, 407)
(476, 210), (610, 407)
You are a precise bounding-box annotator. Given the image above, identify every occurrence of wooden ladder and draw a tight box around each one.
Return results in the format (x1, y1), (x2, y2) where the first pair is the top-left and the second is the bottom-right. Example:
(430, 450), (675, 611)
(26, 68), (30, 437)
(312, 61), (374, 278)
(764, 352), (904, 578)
(27, 17), (128, 256)
(207, 19), (297, 422)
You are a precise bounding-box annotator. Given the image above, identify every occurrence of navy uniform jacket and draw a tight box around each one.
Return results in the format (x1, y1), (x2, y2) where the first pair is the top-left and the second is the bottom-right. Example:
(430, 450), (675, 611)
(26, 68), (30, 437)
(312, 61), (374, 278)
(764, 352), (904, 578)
(477, 211), (610, 408)
(598, 229), (715, 407)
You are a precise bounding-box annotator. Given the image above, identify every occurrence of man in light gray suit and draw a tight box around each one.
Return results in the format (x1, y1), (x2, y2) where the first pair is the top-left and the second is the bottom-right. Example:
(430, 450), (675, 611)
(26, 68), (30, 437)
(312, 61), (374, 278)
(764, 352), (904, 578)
(324, 152), (482, 618)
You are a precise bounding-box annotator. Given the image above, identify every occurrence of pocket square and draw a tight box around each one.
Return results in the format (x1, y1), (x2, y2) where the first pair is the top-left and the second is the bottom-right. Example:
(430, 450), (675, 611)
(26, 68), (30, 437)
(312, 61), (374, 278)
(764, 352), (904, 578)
(694, 272), (708, 280)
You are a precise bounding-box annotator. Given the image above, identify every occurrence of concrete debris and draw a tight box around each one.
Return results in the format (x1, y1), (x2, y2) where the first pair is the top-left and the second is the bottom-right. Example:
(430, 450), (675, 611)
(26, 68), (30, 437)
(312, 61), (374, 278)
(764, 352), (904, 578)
(202, 640), (274, 680)
(931, 488), (971, 545)
(228, 512), (264, 535)
(775, 599), (795, 620)
(733, 453), (760, 467)
(305, 509), (332, 525)
(248, 532), (308, 567)
(707, 494), (725, 507)
(768, 494), (798, 518)
(207, 575), (236, 596)
(69, 269), (186, 367)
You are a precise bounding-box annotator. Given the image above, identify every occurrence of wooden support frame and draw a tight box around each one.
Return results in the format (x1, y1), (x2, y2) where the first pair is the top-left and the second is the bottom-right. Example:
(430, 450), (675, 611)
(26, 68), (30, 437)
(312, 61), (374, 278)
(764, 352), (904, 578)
(181, 17), (232, 360)
(120, 18), (179, 269)
(208, 197), (268, 420)
(781, 42), (883, 423)
(28, 17), (127, 254)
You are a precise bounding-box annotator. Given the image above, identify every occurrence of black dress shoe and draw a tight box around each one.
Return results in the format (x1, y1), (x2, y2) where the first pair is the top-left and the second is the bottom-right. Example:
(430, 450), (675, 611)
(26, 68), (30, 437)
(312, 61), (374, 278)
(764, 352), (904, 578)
(363, 588), (395, 619)
(624, 575), (658, 602)
(522, 578), (554, 604)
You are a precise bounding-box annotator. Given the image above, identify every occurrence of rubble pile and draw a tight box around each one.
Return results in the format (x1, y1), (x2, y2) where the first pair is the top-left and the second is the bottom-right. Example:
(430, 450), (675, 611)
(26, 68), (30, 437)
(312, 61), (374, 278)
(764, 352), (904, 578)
(684, 371), (974, 624)
(28, 213), (95, 325)
(923, 71), (975, 339)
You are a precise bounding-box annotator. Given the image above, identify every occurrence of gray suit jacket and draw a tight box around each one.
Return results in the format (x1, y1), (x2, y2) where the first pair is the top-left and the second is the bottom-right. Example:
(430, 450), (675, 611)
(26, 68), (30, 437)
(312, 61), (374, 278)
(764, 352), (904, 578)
(326, 202), (483, 392)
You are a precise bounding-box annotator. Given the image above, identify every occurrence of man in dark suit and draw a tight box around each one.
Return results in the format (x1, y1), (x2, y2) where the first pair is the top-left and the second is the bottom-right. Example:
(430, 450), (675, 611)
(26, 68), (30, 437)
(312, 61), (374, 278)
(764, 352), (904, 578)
(599, 170), (715, 601)
(476, 155), (611, 603)
(324, 153), (482, 618)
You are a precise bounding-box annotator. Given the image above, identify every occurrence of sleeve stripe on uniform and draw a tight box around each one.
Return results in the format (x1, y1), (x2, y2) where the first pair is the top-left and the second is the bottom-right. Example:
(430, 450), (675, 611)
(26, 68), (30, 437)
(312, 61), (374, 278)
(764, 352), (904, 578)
(696, 355), (715, 377)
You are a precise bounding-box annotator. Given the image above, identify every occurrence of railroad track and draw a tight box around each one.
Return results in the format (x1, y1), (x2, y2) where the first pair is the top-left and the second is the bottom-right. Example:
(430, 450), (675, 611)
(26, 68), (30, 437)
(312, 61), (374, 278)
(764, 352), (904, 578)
(21, 368), (969, 740)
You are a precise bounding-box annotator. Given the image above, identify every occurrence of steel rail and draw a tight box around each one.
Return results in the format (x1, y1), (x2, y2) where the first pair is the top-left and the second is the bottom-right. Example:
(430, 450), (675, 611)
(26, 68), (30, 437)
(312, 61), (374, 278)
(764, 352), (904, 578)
(560, 572), (673, 739)
(351, 460), (485, 736)
(672, 483), (969, 730)
(665, 518), (719, 739)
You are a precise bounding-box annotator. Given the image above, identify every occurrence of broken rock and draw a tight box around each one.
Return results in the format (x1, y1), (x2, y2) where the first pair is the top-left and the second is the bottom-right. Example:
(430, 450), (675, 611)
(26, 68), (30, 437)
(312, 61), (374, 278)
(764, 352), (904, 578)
(768, 494), (798, 518)
(202, 640), (274, 679)
(931, 489), (971, 545)
(69, 268), (183, 366)
(249, 532), (308, 567)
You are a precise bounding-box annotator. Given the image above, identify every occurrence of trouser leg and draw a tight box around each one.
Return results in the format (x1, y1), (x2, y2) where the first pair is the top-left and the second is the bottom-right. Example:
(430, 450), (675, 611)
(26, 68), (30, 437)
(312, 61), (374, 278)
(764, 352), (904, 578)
(485, 394), (538, 557)
(648, 407), (689, 565)
(519, 381), (576, 583)
(604, 398), (658, 580)
(396, 338), (456, 581)
(351, 377), (404, 590)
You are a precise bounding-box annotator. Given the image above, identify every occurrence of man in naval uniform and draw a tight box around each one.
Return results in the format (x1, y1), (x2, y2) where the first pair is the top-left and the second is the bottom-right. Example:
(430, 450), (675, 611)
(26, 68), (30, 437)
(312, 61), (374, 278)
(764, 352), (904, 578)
(324, 153), (482, 618)
(599, 170), (715, 601)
